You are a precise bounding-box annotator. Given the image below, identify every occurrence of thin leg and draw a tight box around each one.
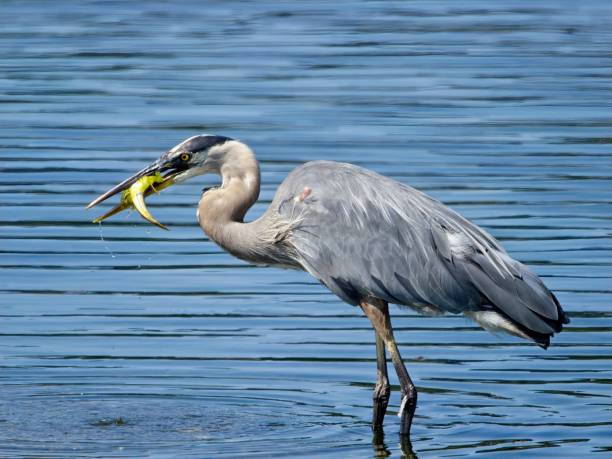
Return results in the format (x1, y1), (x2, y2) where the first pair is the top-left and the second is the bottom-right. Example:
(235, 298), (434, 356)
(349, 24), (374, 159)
(372, 330), (391, 430)
(360, 297), (417, 437)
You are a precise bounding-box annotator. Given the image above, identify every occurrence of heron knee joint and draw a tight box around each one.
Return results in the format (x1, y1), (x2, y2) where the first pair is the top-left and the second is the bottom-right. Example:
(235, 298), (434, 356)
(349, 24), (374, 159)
(373, 382), (391, 401)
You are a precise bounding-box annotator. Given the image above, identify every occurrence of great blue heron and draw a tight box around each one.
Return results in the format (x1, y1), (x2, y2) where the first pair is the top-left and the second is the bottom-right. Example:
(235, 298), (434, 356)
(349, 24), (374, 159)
(87, 134), (569, 438)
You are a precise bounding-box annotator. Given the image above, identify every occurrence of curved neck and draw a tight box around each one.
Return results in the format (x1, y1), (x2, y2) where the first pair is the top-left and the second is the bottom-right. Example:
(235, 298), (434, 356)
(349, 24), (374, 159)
(208, 152), (261, 224)
(197, 145), (267, 263)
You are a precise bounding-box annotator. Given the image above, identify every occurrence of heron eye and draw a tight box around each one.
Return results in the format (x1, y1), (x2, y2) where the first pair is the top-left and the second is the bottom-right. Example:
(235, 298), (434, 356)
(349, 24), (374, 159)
(180, 153), (191, 162)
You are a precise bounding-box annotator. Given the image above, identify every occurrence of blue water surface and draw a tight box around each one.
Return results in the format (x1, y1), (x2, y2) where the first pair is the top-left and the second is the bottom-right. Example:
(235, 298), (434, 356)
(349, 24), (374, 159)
(1, 1), (611, 457)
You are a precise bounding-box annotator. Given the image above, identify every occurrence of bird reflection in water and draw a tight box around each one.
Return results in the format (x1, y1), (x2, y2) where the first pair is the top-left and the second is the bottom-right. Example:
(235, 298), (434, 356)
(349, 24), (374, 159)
(372, 428), (418, 459)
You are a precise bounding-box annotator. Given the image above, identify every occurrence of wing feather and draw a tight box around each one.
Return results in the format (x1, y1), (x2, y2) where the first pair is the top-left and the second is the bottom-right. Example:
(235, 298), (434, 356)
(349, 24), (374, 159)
(273, 161), (568, 343)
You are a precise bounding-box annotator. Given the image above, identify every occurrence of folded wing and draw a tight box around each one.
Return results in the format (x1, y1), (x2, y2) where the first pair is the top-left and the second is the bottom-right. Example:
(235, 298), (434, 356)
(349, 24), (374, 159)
(274, 161), (568, 347)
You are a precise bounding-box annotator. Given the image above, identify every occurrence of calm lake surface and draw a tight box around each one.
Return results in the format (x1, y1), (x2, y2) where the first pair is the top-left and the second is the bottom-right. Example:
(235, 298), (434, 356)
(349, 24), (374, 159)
(1, 1), (611, 457)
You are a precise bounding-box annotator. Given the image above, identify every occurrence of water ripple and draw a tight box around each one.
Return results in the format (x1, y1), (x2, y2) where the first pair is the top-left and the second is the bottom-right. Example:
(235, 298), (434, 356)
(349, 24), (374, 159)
(1, 0), (611, 457)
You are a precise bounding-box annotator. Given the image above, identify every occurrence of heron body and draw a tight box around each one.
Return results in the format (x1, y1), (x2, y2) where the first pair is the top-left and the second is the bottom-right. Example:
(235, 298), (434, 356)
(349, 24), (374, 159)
(88, 134), (569, 438)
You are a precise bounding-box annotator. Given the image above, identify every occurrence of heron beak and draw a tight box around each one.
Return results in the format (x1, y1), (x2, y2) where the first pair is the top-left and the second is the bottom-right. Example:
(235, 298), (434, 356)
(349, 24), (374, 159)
(86, 159), (181, 229)
(86, 161), (163, 209)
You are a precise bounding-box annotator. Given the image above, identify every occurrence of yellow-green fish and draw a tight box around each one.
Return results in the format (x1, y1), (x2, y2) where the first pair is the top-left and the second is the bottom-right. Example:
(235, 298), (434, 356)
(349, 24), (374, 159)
(93, 173), (173, 230)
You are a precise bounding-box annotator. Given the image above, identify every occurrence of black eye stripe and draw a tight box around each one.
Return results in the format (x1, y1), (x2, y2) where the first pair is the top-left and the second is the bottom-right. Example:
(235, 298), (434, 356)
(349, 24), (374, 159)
(182, 135), (232, 153)
(161, 135), (233, 164)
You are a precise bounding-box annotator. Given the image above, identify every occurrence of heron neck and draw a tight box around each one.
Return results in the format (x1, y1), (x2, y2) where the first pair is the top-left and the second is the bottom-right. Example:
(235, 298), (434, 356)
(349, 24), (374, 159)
(197, 153), (265, 262)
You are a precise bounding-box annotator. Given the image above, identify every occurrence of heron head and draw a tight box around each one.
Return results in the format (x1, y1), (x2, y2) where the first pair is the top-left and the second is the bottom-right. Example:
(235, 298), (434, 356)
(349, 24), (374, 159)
(86, 134), (235, 226)
(157, 134), (235, 183)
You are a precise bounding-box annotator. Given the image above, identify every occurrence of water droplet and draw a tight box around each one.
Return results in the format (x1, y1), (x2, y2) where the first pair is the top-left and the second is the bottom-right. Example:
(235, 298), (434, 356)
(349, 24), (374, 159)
(98, 222), (117, 259)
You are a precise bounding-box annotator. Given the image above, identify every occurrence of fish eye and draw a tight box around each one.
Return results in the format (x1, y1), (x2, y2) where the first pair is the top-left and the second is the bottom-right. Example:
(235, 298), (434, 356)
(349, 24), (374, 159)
(180, 153), (191, 162)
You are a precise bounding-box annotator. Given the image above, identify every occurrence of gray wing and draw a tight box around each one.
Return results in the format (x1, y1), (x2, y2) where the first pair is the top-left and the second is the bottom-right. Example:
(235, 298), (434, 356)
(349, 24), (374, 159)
(273, 161), (568, 346)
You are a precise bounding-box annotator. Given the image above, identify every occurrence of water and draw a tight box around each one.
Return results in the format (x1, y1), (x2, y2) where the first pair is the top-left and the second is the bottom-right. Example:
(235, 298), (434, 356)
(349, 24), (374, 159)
(1, 1), (611, 457)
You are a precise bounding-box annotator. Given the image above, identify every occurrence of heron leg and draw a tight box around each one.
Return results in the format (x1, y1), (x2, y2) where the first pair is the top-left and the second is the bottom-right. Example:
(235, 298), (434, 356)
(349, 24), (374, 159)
(372, 330), (391, 431)
(360, 298), (417, 437)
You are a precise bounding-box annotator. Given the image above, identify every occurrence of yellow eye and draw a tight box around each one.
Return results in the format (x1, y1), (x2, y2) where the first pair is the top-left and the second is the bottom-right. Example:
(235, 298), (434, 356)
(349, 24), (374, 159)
(180, 153), (191, 162)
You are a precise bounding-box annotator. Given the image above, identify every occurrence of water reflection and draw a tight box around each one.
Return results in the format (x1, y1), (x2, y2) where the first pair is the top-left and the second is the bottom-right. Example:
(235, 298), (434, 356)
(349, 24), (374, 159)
(372, 429), (392, 458)
(372, 429), (418, 459)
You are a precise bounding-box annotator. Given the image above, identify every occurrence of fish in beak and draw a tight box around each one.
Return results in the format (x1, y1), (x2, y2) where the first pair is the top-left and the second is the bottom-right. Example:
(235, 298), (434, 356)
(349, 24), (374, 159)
(86, 134), (233, 229)
(92, 173), (172, 229)
(86, 159), (184, 230)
